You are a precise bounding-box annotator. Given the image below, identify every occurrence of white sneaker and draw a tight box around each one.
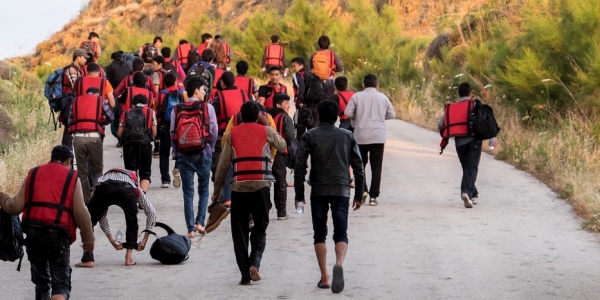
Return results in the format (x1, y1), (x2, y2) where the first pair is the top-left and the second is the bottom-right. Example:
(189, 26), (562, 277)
(161, 183), (169, 188)
(461, 193), (473, 208)
(362, 192), (368, 204)
(471, 197), (478, 205)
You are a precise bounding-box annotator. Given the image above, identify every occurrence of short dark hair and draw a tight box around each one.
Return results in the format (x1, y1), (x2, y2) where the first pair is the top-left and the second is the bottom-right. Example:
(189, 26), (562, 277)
(51, 145), (73, 162)
(163, 73), (177, 88)
(240, 101), (260, 123)
(179, 39), (188, 45)
(271, 35), (280, 43)
(132, 94), (149, 106)
(132, 58), (145, 72)
(273, 94), (290, 107)
(153, 36), (163, 44)
(215, 35), (223, 40)
(236, 61), (249, 75)
(363, 74), (377, 88)
(111, 51), (122, 61)
(133, 72), (147, 87)
(318, 35), (330, 49)
(88, 32), (99, 39)
(161, 47), (171, 58)
(202, 49), (215, 63)
(86, 62), (101, 74)
(458, 82), (472, 97)
(153, 56), (165, 66)
(221, 72), (235, 87)
(86, 87), (100, 95)
(184, 76), (208, 98)
(201, 33), (213, 43)
(291, 57), (305, 66)
(335, 76), (349, 91)
(269, 66), (282, 74)
(317, 99), (339, 123)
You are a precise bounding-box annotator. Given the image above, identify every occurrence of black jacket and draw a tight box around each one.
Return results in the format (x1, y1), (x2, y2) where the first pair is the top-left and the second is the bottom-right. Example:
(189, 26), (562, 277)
(294, 122), (364, 199)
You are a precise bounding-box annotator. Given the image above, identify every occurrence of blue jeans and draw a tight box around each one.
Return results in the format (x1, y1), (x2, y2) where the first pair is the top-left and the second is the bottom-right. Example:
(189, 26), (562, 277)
(310, 196), (350, 244)
(221, 165), (233, 200)
(177, 153), (212, 232)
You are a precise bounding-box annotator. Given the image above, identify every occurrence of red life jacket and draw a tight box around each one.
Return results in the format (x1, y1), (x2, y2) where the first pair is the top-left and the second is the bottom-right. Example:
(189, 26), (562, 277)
(216, 89), (248, 132)
(210, 69), (225, 99)
(23, 163), (79, 243)
(155, 69), (168, 90)
(123, 87), (154, 111)
(336, 91), (355, 121)
(69, 94), (105, 135)
(176, 44), (193, 64)
(61, 64), (80, 95)
(273, 112), (290, 155)
(80, 64), (106, 78)
(265, 44), (284, 67)
(262, 84), (287, 109)
(74, 76), (106, 97)
(230, 123), (275, 182)
(232, 111), (268, 126)
(234, 75), (254, 99)
(197, 43), (208, 56)
(441, 99), (474, 138)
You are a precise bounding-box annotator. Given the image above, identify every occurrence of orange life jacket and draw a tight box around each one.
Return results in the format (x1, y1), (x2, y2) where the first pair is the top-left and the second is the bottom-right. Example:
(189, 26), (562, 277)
(263, 84), (287, 109)
(230, 123), (275, 182)
(234, 75), (254, 99)
(74, 76), (106, 97)
(23, 163), (79, 243)
(336, 91), (355, 121)
(176, 44), (193, 65)
(265, 44), (284, 67)
(69, 94), (105, 135)
(216, 89), (248, 132)
(441, 99), (474, 138)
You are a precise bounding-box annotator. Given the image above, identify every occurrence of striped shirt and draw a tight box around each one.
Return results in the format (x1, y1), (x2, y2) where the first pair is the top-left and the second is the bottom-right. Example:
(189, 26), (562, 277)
(96, 171), (157, 237)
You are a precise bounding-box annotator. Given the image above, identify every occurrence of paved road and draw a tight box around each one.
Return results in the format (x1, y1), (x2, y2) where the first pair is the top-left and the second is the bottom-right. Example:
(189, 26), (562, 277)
(3, 119), (600, 299)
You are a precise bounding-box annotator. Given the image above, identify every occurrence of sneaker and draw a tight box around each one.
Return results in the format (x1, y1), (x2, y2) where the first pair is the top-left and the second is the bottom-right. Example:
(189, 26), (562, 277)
(116, 142), (122, 148)
(362, 192), (368, 204)
(472, 197), (478, 205)
(277, 215), (289, 220)
(205, 202), (230, 233)
(461, 193), (473, 208)
(161, 183), (169, 188)
(369, 198), (378, 206)
(249, 219), (254, 231)
(172, 168), (181, 188)
(152, 152), (160, 158)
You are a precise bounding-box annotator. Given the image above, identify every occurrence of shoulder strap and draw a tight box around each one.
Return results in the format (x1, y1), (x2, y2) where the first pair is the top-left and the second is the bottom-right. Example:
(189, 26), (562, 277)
(218, 91), (227, 122)
(338, 93), (349, 106)
(23, 167), (39, 222)
(274, 113), (285, 136)
(54, 169), (76, 225)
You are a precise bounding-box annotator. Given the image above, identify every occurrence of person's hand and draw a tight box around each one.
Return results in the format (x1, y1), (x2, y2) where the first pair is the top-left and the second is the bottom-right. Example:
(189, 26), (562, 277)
(352, 199), (362, 211)
(211, 193), (220, 202)
(171, 149), (176, 160)
(112, 241), (124, 250)
(137, 240), (147, 251)
(257, 113), (268, 126)
(260, 67), (266, 72)
(82, 242), (94, 253)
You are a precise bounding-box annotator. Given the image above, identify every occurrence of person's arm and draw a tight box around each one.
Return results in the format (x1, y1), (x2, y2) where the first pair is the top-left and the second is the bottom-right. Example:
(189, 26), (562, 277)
(296, 73), (306, 106)
(68, 101), (75, 128)
(101, 100), (115, 125)
(221, 115), (235, 148)
(385, 96), (396, 120)
(152, 73), (160, 94)
(176, 62), (186, 80)
(213, 134), (233, 199)
(257, 86), (268, 107)
(67, 67), (79, 88)
(227, 43), (234, 62)
(293, 134), (311, 202)
(208, 104), (218, 150)
(212, 97), (221, 117)
(333, 52), (344, 73)
(170, 109), (177, 157)
(282, 51), (289, 70)
(260, 47), (267, 69)
(283, 115), (295, 145)
(306, 54), (314, 71)
(72, 179), (95, 251)
(344, 94), (357, 118)
(349, 136), (365, 210)
(104, 80), (116, 108)
(117, 113), (125, 138)
(137, 189), (156, 251)
(114, 77), (127, 98)
(151, 110), (158, 139)
(266, 126), (286, 152)
(0, 177), (27, 215)
(97, 209), (121, 250)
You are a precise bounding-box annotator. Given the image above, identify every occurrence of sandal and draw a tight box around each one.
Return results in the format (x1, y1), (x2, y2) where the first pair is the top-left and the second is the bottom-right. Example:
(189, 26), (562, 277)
(317, 280), (331, 289)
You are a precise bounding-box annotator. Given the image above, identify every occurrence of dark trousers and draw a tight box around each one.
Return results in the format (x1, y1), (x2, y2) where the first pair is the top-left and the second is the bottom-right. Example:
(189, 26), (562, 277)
(123, 143), (152, 181)
(61, 126), (72, 149)
(311, 196), (350, 244)
(73, 136), (103, 204)
(359, 143), (385, 198)
(159, 125), (173, 184)
(296, 104), (320, 140)
(230, 187), (270, 281)
(455, 140), (482, 199)
(272, 153), (288, 216)
(25, 227), (72, 300)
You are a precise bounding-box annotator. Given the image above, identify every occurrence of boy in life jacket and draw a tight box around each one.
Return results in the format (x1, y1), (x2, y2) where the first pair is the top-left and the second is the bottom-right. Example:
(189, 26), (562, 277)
(210, 34), (233, 71)
(308, 35), (344, 99)
(61, 49), (89, 149)
(75, 168), (157, 268)
(73, 62), (115, 107)
(106, 51), (133, 90)
(0, 145), (95, 300)
(113, 58), (156, 100)
(118, 94), (157, 193)
(197, 33), (213, 56)
(260, 35), (289, 76)
(161, 47), (186, 86)
(257, 66), (288, 109)
(234, 60), (258, 100)
(68, 86), (114, 204)
(212, 101), (287, 285)
(170, 76), (218, 238)
(438, 82), (496, 208)
(173, 39), (195, 73)
(267, 94), (295, 220)
(156, 73), (186, 188)
(333, 76), (357, 188)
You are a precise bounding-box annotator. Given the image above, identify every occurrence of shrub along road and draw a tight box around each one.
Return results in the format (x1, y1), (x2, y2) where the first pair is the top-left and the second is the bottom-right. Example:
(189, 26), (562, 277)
(2, 119), (600, 299)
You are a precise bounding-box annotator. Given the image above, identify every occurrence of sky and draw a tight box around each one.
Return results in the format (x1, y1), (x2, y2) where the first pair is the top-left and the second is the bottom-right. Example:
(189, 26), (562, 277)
(0, 0), (88, 59)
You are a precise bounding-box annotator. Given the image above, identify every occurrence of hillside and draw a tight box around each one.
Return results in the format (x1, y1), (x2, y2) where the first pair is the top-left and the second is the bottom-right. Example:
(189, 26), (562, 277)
(30, 0), (484, 66)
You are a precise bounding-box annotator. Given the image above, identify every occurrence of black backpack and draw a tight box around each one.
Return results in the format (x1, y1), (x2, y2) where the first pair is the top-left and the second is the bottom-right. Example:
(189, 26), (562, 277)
(470, 100), (500, 140)
(303, 71), (325, 105)
(163, 60), (180, 79)
(148, 222), (191, 264)
(186, 50), (202, 73)
(123, 107), (152, 145)
(107, 60), (131, 89)
(142, 43), (158, 62)
(0, 208), (24, 271)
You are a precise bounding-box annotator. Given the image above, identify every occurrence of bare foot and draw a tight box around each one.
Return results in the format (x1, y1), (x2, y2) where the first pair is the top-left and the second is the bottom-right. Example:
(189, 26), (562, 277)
(287, 182), (294, 187)
(187, 231), (195, 238)
(249, 265), (261, 281)
(74, 261), (94, 268)
(195, 224), (206, 235)
(125, 261), (137, 266)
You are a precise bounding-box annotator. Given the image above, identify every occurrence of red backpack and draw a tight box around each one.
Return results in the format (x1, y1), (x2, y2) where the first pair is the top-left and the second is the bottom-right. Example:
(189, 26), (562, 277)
(173, 101), (211, 154)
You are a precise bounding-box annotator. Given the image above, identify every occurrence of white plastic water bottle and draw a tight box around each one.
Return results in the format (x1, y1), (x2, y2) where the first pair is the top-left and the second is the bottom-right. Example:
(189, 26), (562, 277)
(296, 202), (304, 216)
(115, 230), (123, 244)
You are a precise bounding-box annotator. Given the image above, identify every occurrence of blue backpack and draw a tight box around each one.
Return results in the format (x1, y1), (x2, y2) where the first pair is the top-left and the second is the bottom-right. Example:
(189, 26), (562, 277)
(44, 68), (66, 112)
(160, 89), (184, 123)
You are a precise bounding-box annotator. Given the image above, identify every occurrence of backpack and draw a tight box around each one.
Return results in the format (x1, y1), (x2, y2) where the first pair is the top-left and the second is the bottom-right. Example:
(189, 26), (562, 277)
(122, 52), (137, 65)
(0, 208), (24, 271)
(312, 50), (334, 80)
(148, 222), (191, 265)
(173, 101), (210, 154)
(141, 43), (158, 62)
(186, 62), (213, 94)
(186, 49), (202, 72)
(163, 60), (180, 79)
(123, 106), (152, 145)
(160, 89), (184, 123)
(302, 71), (326, 105)
(470, 99), (500, 140)
(79, 40), (97, 57)
(210, 39), (228, 69)
(107, 60), (131, 89)
(44, 67), (74, 130)
(274, 113), (299, 169)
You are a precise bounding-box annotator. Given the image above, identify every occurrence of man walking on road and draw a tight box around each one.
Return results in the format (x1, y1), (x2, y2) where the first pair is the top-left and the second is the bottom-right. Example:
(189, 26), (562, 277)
(295, 100), (365, 294)
(212, 101), (286, 285)
(344, 74), (395, 206)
